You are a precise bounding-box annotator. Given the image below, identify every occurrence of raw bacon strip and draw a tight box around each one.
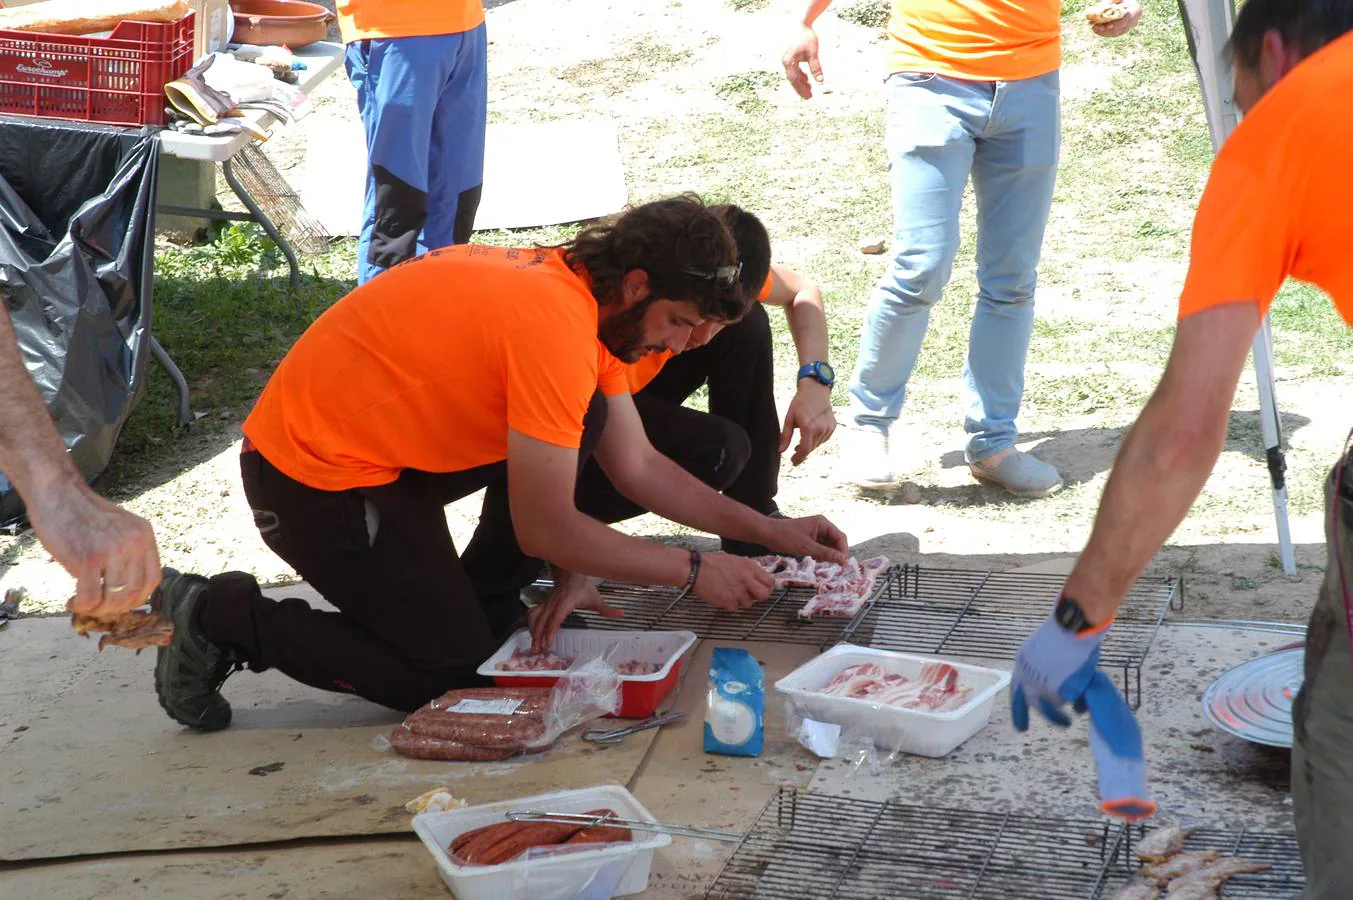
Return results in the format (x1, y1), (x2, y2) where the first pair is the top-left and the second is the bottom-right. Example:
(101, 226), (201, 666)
(816, 659), (973, 713)
(795, 555), (891, 620)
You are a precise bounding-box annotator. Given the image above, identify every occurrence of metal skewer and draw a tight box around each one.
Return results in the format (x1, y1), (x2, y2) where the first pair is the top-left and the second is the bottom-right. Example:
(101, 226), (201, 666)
(505, 808), (743, 843)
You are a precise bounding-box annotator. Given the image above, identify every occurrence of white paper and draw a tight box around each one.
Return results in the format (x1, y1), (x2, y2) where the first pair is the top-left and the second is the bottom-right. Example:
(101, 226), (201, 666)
(796, 717), (841, 758)
(446, 698), (523, 716)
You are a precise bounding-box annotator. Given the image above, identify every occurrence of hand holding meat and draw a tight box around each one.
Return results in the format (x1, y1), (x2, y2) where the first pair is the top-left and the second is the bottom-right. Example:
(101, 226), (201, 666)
(527, 579), (623, 653)
(693, 552), (774, 610)
(70, 607), (173, 652)
(1084, 0), (1142, 37)
(1012, 609), (1155, 820)
(765, 515), (849, 564)
(780, 386), (837, 466)
(29, 478), (161, 618)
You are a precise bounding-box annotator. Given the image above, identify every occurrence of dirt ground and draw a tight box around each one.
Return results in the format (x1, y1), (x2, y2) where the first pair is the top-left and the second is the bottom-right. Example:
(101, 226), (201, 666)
(1, 0), (1348, 632)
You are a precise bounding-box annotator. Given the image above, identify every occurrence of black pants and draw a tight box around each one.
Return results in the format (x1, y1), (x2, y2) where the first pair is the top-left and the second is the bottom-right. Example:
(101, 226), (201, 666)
(576, 301), (781, 523)
(198, 392), (608, 713)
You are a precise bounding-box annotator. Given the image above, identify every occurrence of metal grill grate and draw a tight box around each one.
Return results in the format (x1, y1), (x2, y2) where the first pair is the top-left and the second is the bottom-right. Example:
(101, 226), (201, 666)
(706, 788), (1303, 900)
(544, 564), (1180, 707)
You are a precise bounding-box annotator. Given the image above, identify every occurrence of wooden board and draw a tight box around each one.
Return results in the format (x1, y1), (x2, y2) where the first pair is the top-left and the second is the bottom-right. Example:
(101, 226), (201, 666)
(0, 617), (657, 861)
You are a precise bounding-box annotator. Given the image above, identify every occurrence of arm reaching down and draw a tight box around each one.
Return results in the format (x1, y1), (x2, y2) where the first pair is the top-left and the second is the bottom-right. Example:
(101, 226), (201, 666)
(782, 0), (836, 98)
(0, 306), (161, 617)
(593, 391), (849, 561)
(767, 264), (836, 465)
(506, 429), (775, 611)
(1064, 302), (1259, 625)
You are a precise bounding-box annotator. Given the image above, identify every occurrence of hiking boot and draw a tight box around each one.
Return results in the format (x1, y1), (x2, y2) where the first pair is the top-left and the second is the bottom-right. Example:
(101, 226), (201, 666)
(152, 568), (240, 732)
(969, 448), (1064, 498)
(838, 425), (895, 491)
(721, 505), (785, 558)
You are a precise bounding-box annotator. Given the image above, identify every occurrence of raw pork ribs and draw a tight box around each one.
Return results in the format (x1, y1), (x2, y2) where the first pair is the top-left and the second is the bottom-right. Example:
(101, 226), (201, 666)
(755, 555), (891, 620)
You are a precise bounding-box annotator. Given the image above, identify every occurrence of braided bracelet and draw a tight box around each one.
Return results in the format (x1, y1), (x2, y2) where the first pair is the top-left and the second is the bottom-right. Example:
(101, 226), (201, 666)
(683, 549), (702, 594)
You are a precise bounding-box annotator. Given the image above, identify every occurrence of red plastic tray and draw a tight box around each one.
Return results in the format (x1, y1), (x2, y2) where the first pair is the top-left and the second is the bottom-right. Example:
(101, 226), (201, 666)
(0, 13), (195, 127)
(479, 629), (697, 719)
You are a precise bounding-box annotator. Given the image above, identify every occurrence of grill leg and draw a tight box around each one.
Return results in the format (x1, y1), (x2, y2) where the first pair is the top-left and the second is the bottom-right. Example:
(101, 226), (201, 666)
(222, 156), (301, 293)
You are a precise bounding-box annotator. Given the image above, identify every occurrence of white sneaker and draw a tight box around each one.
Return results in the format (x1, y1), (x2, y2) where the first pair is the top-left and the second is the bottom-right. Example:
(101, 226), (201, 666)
(969, 448), (1063, 498)
(839, 425), (896, 491)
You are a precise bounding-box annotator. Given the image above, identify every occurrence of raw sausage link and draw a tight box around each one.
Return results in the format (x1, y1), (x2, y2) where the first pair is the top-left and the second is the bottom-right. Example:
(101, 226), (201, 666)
(404, 707), (545, 748)
(476, 822), (588, 865)
(388, 726), (524, 761)
(565, 809), (631, 845)
(453, 822), (533, 865)
(405, 687), (552, 748)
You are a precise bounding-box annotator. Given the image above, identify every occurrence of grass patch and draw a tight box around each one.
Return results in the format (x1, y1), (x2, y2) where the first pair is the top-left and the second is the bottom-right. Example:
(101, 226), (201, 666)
(714, 70), (782, 114)
(727, 0), (768, 10)
(837, 0), (889, 29)
(557, 38), (692, 95)
(105, 225), (353, 484)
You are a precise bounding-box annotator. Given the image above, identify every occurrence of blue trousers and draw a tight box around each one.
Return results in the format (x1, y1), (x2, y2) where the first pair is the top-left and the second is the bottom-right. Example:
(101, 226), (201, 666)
(344, 26), (488, 284)
(848, 70), (1060, 462)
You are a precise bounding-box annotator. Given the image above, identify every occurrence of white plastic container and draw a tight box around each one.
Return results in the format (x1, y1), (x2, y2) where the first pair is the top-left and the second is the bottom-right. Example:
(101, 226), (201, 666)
(478, 629), (697, 718)
(774, 644), (1012, 758)
(413, 783), (672, 900)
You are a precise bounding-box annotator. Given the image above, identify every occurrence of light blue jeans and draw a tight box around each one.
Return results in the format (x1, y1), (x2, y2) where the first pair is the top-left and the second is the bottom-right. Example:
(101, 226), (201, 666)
(848, 70), (1060, 462)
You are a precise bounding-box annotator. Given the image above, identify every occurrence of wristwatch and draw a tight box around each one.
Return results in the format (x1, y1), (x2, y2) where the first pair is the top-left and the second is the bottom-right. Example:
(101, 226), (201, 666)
(797, 360), (835, 388)
(1054, 594), (1096, 634)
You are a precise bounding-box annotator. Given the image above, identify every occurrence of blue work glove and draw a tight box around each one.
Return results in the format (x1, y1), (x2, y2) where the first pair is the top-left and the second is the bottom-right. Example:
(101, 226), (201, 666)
(1011, 610), (1157, 822)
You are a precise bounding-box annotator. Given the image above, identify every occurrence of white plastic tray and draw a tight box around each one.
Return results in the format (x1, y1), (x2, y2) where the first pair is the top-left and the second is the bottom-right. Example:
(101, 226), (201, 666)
(774, 644), (1012, 758)
(413, 783), (671, 900)
(477, 629), (697, 682)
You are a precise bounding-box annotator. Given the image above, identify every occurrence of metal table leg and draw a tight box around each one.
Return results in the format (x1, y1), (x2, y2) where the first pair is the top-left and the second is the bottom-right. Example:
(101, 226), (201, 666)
(222, 156), (301, 293)
(150, 336), (192, 427)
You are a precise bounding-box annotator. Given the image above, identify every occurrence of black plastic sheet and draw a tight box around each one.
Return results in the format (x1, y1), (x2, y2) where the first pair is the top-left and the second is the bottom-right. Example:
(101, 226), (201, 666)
(0, 118), (159, 525)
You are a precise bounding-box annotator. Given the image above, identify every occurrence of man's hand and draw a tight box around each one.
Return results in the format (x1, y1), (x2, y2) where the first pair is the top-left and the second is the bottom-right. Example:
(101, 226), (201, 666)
(1011, 609), (1155, 821)
(782, 26), (824, 99)
(767, 515), (849, 564)
(780, 383), (837, 465)
(528, 578), (623, 654)
(692, 552), (774, 610)
(31, 479), (162, 619)
(1087, 0), (1142, 37)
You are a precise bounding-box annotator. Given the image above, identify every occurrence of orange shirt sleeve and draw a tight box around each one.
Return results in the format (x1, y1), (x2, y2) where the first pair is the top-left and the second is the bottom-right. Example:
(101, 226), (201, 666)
(756, 271), (774, 303)
(1177, 123), (1300, 321)
(598, 345), (631, 397)
(500, 325), (600, 450)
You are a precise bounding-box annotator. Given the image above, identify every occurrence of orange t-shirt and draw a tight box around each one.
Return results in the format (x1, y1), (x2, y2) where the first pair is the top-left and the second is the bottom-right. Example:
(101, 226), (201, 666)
(884, 0), (1062, 82)
(336, 0), (484, 44)
(243, 246), (630, 492)
(1178, 32), (1353, 327)
(624, 272), (776, 394)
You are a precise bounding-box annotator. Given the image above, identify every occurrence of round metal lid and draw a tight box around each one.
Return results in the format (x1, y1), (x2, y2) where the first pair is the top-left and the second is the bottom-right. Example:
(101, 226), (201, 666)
(1201, 646), (1305, 748)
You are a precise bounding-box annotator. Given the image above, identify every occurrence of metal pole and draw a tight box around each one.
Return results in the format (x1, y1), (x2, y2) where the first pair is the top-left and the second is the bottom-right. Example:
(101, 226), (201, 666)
(1177, 0), (1297, 575)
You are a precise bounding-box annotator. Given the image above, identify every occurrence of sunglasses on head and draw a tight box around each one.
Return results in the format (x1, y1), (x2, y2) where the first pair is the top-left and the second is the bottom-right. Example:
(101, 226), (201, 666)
(683, 261), (743, 290)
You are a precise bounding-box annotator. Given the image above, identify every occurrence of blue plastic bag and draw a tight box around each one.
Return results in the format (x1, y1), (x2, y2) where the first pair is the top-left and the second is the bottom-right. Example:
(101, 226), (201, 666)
(703, 647), (764, 757)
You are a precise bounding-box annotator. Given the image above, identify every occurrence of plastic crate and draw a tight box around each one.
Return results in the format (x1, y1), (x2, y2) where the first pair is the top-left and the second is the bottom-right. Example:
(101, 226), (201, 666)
(479, 629), (697, 719)
(0, 13), (194, 127)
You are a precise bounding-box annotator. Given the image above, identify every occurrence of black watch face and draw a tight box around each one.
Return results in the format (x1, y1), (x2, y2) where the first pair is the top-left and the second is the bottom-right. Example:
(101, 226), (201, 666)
(1055, 596), (1087, 631)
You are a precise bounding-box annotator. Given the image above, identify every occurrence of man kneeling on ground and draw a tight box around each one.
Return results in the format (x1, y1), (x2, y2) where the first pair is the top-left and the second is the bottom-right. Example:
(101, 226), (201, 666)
(150, 194), (849, 731)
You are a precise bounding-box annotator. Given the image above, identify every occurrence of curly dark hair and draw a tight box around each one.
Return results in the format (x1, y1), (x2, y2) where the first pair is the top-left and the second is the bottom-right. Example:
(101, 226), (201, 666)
(561, 194), (744, 323)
